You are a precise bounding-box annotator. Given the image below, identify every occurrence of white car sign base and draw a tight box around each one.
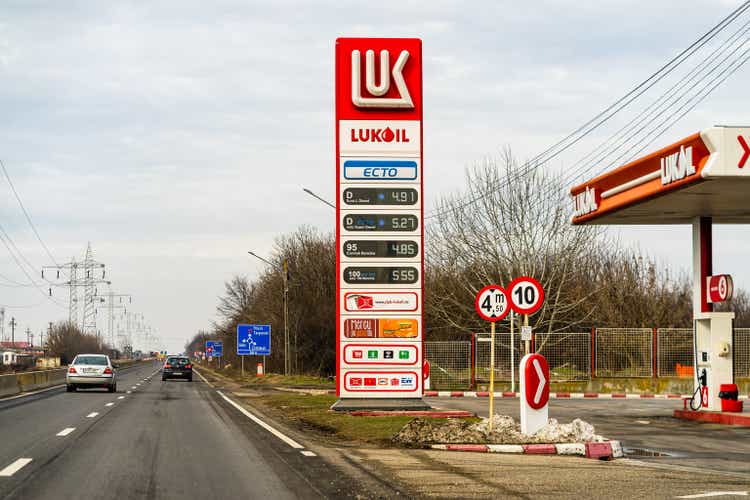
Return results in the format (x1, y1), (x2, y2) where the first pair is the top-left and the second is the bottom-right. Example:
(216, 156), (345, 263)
(519, 353), (549, 435)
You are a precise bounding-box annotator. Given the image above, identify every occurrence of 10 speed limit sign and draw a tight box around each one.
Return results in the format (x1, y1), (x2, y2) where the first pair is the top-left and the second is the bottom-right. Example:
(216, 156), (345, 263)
(474, 285), (511, 322)
(508, 276), (545, 315)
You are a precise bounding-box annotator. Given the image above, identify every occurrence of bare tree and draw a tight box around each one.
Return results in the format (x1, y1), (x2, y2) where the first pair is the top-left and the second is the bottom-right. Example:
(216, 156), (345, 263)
(426, 149), (602, 338)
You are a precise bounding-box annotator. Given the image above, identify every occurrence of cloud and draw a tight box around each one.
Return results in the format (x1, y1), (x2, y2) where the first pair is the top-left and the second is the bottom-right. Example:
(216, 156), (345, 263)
(0, 0), (748, 352)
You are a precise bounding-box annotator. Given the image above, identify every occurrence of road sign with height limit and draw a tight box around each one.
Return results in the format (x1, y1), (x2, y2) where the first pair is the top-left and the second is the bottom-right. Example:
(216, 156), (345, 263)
(237, 324), (271, 356)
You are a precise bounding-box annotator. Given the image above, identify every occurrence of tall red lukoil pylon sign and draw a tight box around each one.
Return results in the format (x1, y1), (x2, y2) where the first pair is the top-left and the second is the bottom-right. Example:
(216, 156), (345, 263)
(333, 38), (427, 410)
(570, 126), (750, 412)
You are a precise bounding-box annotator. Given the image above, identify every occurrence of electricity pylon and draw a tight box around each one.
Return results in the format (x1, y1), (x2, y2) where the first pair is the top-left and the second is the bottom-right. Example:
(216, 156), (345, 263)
(43, 243), (109, 334)
(94, 289), (132, 349)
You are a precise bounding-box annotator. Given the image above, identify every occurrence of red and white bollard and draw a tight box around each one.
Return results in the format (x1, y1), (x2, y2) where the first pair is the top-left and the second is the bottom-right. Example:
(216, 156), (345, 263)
(256, 362), (264, 377)
(423, 359), (430, 391)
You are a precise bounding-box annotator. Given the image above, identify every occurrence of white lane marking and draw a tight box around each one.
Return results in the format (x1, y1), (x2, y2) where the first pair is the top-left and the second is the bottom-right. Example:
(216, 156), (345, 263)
(105, 403), (114, 407)
(635, 420), (650, 424)
(676, 493), (748, 498)
(86, 412), (99, 418)
(56, 427), (75, 437)
(301, 451), (317, 457)
(0, 458), (33, 477)
(193, 368), (214, 388)
(126, 391), (132, 394)
(118, 396), (125, 400)
(217, 391), (304, 449)
(131, 386), (137, 390)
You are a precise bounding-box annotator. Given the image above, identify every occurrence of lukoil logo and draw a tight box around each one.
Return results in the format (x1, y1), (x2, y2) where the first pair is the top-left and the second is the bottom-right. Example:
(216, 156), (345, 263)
(351, 49), (413, 109)
(350, 127), (411, 143)
(661, 145), (696, 185)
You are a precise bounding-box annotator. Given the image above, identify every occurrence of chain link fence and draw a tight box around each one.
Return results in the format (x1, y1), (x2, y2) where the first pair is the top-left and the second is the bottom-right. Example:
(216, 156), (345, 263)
(657, 328), (693, 377)
(595, 328), (652, 378)
(474, 332), (523, 384)
(736, 328), (750, 379)
(424, 327), (750, 390)
(535, 332), (591, 381)
(424, 341), (471, 390)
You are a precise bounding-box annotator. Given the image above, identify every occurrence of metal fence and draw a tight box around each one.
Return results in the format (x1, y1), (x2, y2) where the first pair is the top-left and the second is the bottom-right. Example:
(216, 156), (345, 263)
(536, 332), (590, 381)
(423, 328), (750, 390)
(424, 341), (471, 390)
(657, 328), (693, 377)
(736, 328), (750, 379)
(595, 328), (652, 378)
(474, 332), (524, 383)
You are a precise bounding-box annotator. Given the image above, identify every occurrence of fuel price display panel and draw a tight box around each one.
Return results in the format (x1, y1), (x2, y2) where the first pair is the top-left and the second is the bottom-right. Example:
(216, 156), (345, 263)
(336, 37), (424, 400)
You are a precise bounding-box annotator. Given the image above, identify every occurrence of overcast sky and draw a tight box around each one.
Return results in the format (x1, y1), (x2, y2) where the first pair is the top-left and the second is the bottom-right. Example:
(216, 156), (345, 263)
(1, 0), (749, 354)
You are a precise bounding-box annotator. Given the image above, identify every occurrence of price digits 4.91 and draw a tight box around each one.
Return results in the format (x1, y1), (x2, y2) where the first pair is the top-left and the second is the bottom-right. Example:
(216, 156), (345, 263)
(343, 188), (418, 206)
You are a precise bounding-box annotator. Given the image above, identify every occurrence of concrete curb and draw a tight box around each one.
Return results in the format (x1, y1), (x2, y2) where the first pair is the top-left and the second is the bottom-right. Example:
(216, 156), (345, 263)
(674, 409), (750, 426)
(423, 391), (750, 400)
(430, 440), (623, 459)
(349, 410), (473, 418)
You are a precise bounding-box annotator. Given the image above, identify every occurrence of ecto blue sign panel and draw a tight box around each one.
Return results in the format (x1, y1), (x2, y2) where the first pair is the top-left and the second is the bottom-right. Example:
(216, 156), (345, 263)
(343, 160), (417, 180)
(237, 324), (271, 356)
(205, 340), (223, 357)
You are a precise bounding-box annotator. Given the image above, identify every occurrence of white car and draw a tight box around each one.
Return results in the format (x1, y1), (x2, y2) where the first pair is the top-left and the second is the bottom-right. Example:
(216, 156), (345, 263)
(66, 354), (117, 393)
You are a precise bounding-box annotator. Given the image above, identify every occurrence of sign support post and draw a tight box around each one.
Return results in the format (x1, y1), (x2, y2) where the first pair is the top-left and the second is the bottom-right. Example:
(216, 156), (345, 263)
(489, 320), (496, 433)
(474, 284), (511, 433)
(524, 314), (530, 355)
(510, 310), (515, 393)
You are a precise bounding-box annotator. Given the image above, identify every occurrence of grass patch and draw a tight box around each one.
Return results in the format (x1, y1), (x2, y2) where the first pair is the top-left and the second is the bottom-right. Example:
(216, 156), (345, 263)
(254, 393), (414, 445)
(239, 373), (333, 388)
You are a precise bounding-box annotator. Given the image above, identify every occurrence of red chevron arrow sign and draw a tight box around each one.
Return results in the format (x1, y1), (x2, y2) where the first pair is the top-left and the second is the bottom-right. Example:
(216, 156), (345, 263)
(738, 135), (750, 168)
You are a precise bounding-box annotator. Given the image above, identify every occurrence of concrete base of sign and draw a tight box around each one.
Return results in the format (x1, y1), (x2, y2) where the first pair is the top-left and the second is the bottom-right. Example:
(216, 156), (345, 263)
(330, 398), (431, 412)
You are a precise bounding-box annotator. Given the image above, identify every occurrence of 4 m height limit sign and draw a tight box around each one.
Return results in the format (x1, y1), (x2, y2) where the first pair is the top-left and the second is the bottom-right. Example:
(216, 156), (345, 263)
(334, 38), (425, 405)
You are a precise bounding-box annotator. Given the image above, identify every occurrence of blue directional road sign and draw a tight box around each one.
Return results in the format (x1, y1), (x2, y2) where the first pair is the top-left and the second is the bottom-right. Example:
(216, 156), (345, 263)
(205, 340), (223, 357)
(237, 324), (271, 356)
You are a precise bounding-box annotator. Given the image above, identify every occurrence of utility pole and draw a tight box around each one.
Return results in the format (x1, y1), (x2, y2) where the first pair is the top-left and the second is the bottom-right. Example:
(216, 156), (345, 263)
(94, 289), (132, 349)
(248, 251), (292, 375)
(25, 327), (31, 347)
(10, 317), (16, 346)
(283, 258), (290, 376)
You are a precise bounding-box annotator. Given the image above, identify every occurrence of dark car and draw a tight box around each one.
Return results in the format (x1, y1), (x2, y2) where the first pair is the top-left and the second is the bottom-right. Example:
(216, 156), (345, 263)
(162, 356), (192, 381)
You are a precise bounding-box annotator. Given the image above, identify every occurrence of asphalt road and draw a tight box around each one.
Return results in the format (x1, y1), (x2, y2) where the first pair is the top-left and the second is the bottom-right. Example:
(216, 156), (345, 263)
(426, 396), (750, 477)
(0, 361), (359, 500)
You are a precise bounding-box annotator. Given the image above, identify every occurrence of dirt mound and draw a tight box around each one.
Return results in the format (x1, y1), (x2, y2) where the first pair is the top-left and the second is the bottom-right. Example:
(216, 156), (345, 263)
(393, 415), (605, 447)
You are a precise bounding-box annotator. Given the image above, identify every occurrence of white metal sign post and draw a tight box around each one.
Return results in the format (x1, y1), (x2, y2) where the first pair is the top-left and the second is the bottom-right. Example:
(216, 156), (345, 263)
(475, 285), (510, 432)
(507, 276), (547, 434)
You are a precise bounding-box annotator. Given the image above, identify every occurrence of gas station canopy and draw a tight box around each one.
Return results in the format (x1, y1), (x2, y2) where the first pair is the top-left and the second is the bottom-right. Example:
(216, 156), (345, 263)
(571, 126), (750, 225)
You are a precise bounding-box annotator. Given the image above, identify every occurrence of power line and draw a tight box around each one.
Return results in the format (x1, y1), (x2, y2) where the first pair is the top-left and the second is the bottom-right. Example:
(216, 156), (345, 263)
(0, 226), (65, 308)
(425, 0), (750, 220)
(0, 159), (64, 274)
(541, 20), (750, 202)
(573, 24), (750, 184)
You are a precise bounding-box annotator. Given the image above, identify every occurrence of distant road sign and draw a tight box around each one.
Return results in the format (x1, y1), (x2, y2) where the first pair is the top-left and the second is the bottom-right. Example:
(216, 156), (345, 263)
(508, 276), (545, 315)
(237, 324), (271, 356)
(474, 285), (510, 322)
(205, 341), (222, 357)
